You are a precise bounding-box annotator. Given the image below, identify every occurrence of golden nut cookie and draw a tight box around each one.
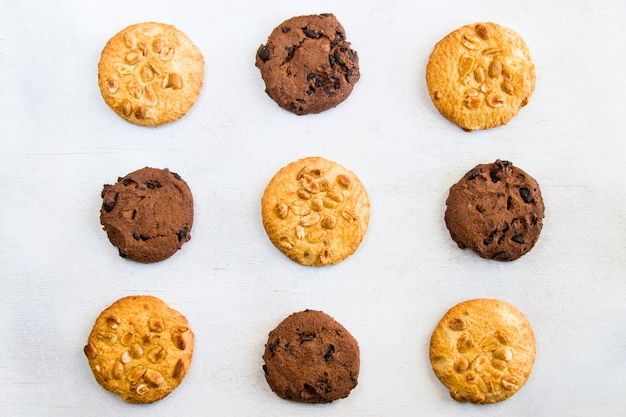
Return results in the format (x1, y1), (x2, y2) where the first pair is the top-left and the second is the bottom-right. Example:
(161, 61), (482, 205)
(83, 295), (194, 404)
(261, 156), (370, 266)
(429, 299), (536, 404)
(426, 22), (535, 131)
(98, 22), (204, 126)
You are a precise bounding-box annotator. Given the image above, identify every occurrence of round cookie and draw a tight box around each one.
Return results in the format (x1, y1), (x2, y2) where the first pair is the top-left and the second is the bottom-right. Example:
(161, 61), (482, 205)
(262, 310), (360, 403)
(426, 22), (535, 131)
(444, 160), (544, 261)
(429, 299), (536, 404)
(100, 167), (194, 263)
(83, 295), (194, 404)
(261, 156), (370, 266)
(98, 22), (204, 126)
(255, 13), (360, 115)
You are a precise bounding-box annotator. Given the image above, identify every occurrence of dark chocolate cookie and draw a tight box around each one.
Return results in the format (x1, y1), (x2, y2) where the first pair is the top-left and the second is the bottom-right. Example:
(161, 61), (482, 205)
(255, 13), (360, 115)
(262, 310), (360, 403)
(100, 167), (193, 263)
(444, 160), (544, 261)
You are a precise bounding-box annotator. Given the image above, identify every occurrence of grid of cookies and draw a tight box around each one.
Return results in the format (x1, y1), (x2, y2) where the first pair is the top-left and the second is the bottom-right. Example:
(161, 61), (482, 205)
(87, 15), (542, 407)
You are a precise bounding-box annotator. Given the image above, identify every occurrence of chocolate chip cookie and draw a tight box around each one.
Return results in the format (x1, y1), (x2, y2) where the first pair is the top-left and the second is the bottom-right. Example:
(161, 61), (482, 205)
(262, 310), (360, 403)
(261, 156), (370, 266)
(98, 22), (204, 126)
(83, 295), (194, 404)
(444, 160), (544, 261)
(430, 299), (536, 404)
(426, 22), (535, 131)
(100, 167), (193, 263)
(256, 13), (360, 115)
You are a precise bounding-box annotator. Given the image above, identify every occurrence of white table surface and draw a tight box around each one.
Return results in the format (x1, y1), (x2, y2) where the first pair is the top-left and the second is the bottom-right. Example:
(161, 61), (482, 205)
(2, 1), (625, 415)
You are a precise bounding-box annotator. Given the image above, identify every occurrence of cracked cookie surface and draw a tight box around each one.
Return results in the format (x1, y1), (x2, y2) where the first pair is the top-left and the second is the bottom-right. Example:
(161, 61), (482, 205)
(84, 295), (194, 404)
(255, 13), (360, 115)
(429, 299), (536, 404)
(426, 22), (535, 131)
(261, 156), (370, 266)
(444, 160), (544, 261)
(262, 310), (360, 403)
(100, 167), (193, 263)
(98, 22), (204, 126)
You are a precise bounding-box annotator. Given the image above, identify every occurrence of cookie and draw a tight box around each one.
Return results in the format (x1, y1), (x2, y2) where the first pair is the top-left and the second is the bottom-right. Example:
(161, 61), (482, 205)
(261, 156), (370, 266)
(444, 160), (544, 261)
(255, 13), (360, 115)
(83, 295), (194, 404)
(98, 22), (204, 126)
(100, 167), (194, 263)
(262, 310), (360, 403)
(429, 299), (536, 404)
(426, 22), (535, 131)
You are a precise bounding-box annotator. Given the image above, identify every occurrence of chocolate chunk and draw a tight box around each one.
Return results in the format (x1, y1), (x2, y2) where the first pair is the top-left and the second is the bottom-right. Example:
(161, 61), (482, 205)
(303, 27), (321, 38)
(519, 187), (533, 203)
(511, 234), (526, 244)
(464, 168), (481, 180)
(269, 338), (280, 353)
(490, 171), (501, 183)
(103, 200), (116, 213)
(257, 45), (269, 62)
(323, 345), (335, 361)
(492, 252), (513, 261)
(285, 45), (295, 61)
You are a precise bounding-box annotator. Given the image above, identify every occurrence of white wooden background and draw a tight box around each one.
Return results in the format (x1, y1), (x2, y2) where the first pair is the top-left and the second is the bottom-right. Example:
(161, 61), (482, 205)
(1, 1), (625, 416)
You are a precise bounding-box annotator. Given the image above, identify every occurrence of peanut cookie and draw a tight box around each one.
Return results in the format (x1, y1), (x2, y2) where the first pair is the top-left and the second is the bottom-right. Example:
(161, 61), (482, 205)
(255, 13), (360, 115)
(98, 22), (204, 126)
(262, 310), (360, 403)
(83, 295), (194, 404)
(444, 160), (544, 261)
(100, 167), (194, 263)
(430, 299), (536, 404)
(261, 156), (370, 266)
(426, 22), (535, 131)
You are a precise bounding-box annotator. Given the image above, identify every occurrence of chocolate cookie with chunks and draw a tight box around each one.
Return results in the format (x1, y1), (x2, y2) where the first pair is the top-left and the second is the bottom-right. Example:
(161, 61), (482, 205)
(444, 160), (544, 261)
(429, 299), (536, 404)
(83, 295), (194, 404)
(262, 310), (360, 403)
(100, 167), (194, 263)
(256, 13), (360, 115)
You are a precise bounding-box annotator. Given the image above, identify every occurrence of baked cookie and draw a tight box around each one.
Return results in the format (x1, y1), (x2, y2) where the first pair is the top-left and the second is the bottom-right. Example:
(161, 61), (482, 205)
(426, 22), (535, 131)
(255, 13), (360, 115)
(83, 295), (194, 404)
(261, 156), (370, 266)
(444, 160), (544, 261)
(98, 22), (204, 126)
(429, 299), (536, 404)
(262, 310), (360, 403)
(100, 167), (194, 263)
